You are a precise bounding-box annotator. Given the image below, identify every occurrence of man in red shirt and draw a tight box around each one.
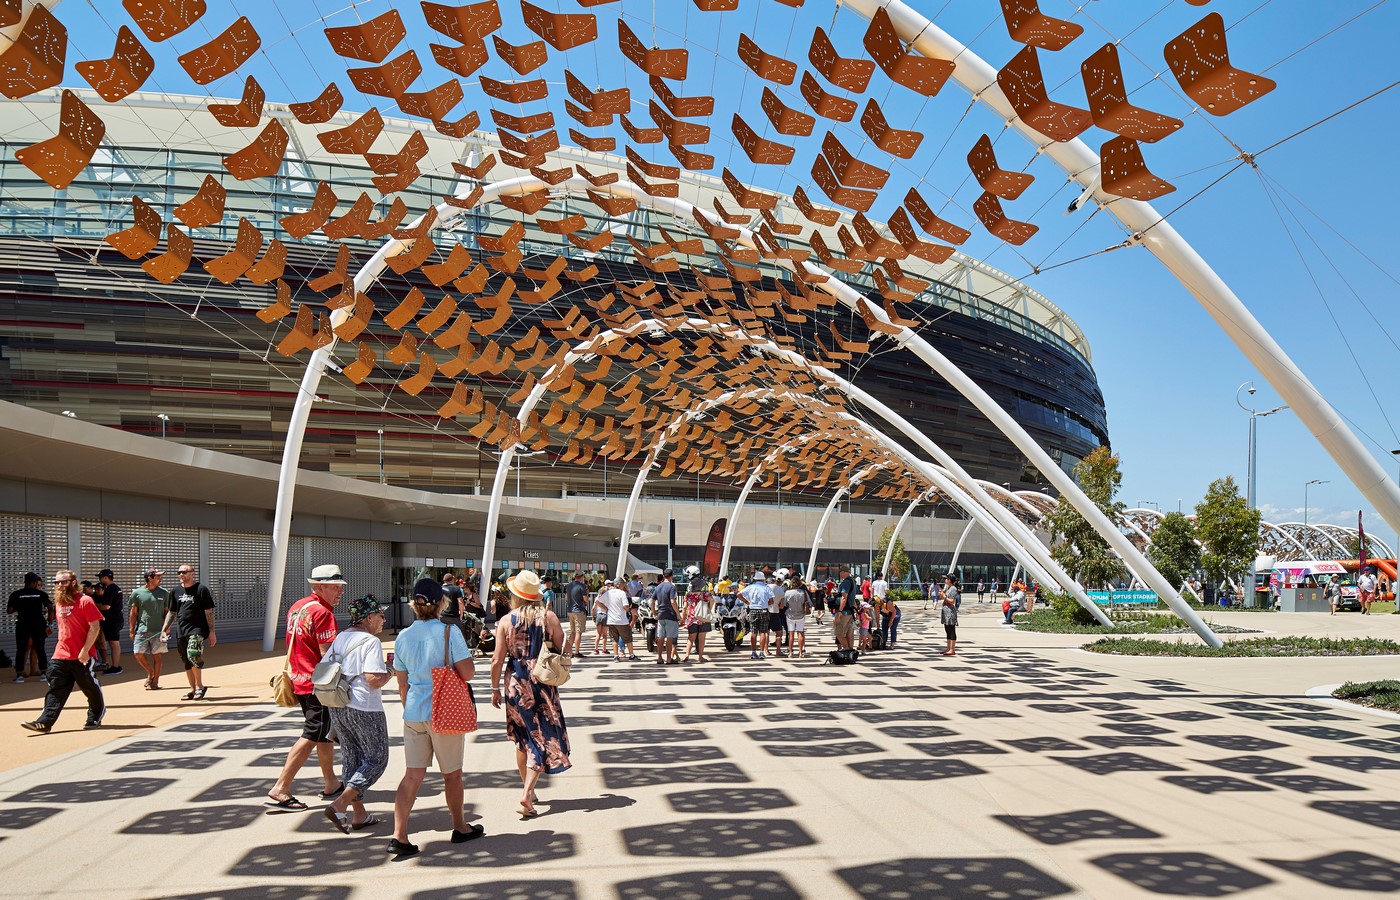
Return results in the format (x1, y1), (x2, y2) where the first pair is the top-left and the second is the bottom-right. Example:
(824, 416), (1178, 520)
(266, 564), (343, 810)
(21, 570), (105, 733)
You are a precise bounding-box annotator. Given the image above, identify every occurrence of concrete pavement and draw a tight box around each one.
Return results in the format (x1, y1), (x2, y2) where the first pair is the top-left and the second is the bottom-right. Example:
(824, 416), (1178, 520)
(1, 604), (1399, 899)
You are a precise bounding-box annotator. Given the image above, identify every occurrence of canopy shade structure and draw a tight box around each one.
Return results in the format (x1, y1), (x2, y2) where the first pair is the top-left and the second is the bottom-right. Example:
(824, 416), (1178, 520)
(623, 553), (662, 576)
(3, 1), (1393, 652)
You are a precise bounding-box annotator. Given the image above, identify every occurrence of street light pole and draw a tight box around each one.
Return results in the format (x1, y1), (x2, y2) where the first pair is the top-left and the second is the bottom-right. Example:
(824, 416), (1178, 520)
(1236, 382), (1288, 606)
(377, 429), (384, 483)
(156, 413), (169, 440)
(1303, 479), (1327, 527)
(867, 518), (875, 576)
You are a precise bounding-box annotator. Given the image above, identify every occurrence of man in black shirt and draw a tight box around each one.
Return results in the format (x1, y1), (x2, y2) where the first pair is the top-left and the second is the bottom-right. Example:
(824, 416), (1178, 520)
(160, 564), (217, 700)
(95, 569), (124, 675)
(8, 572), (53, 682)
(440, 572), (465, 636)
(652, 569), (680, 665)
(564, 572), (590, 658)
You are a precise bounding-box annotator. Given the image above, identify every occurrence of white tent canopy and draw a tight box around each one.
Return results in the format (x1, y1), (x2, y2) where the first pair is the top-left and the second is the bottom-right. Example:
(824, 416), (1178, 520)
(624, 553), (663, 576)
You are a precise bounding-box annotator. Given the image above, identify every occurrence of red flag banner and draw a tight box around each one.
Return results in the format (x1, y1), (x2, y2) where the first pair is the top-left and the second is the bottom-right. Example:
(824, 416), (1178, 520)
(701, 517), (727, 577)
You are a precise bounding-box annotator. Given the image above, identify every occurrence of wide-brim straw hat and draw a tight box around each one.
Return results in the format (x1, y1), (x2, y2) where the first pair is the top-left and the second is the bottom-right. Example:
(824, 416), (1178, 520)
(508, 570), (543, 603)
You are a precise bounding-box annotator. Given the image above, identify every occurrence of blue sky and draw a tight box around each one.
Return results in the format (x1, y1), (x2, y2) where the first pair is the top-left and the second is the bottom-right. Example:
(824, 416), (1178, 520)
(52, 0), (1400, 543)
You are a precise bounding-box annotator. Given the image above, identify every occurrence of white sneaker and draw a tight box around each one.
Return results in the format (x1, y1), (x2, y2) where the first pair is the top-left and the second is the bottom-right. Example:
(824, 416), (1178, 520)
(11, 676), (23, 684)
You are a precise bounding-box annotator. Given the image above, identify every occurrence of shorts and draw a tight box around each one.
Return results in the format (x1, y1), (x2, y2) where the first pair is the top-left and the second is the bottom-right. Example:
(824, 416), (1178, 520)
(102, 619), (122, 642)
(859, 627), (871, 637)
(812, 597), (826, 612)
(594, 611), (608, 626)
(568, 611), (586, 636)
(1361, 590), (1376, 605)
(748, 609), (770, 632)
(833, 612), (854, 643)
(609, 624), (632, 644)
(403, 719), (465, 772)
(945, 624), (957, 640)
(785, 618), (805, 633)
(687, 623), (712, 635)
(178, 633), (206, 670)
(296, 692), (333, 743)
(133, 632), (166, 655)
(656, 619), (679, 640)
(770, 614), (786, 632)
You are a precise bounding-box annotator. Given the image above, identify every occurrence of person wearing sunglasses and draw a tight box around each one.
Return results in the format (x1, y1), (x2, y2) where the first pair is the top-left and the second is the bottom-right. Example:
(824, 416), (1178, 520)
(20, 571), (105, 733)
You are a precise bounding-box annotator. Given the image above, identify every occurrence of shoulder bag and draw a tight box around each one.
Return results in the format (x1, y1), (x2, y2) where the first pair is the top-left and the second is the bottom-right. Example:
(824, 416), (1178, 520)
(270, 659), (296, 707)
(530, 611), (573, 687)
(431, 623), (478, 734)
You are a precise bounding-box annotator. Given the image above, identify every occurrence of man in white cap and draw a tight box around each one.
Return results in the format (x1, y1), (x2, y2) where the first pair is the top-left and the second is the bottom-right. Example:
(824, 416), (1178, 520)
(594, 577), (635, 661)
(266, 564), (344, 810)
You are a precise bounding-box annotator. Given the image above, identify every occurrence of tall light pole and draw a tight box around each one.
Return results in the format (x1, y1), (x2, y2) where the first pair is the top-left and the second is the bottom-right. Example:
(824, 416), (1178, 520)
(867, 518), (875, 576)
(1236, 382), (1288, 605)
(377, 429), (384, 483)
(156, 413), (169, 440)
(1303, 479), (1328, 527)
(1391, 449), (1400, 559)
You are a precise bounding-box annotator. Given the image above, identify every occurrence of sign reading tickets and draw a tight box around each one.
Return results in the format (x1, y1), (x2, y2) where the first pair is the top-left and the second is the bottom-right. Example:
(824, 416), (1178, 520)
(1087, 590), (1159, 605)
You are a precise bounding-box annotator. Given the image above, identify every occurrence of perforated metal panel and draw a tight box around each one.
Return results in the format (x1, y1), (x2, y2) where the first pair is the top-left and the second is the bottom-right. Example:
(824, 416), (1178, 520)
(207, 530), (272, 644)
(0, 513), (68, 641)
(303, 536), (391, 615)
(79, 520), (199, 597)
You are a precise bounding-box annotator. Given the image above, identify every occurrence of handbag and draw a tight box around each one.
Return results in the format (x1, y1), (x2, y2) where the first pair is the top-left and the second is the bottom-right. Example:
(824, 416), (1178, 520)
(532, 639), (573, 687)
(431, 623), (477, 734)
(270, 660), (296, 707)
(826, 648), (860, 665)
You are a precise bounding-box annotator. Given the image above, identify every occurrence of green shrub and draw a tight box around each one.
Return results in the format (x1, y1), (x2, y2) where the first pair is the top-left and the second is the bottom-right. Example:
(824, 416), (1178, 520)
(888, 588), (922, 605)
(1333, 680), (1400, 712)
(1084, 636), (1400, 657)
(1045, 589), (1100, 626)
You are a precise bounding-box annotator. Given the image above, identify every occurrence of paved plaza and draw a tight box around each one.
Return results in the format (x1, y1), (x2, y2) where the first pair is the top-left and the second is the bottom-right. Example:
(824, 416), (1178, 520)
(3, 606), (1400, 899)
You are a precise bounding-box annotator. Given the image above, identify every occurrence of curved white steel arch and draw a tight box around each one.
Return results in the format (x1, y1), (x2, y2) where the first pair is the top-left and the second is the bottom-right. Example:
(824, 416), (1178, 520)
(500, 315), (1108, 618)
(840, 0), (1400, 539)
(806, 464), (887, 581)
(947, 518), (981, 577)
(275, 172), (1210, 644)
(487, 317), (1115, 625)
(1261, 521), (1312, 559)
(881, 489), (935, 579)
(717, 433), (827, 582)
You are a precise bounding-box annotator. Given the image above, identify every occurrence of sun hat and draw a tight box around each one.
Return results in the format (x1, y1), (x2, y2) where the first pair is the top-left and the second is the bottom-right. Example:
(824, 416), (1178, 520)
(307, 564), (347, 585)
(349, 595), (385, 624)
(508, 570), (543, 602)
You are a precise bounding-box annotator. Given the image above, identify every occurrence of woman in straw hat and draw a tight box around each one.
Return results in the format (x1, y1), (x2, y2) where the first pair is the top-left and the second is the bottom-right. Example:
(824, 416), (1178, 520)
(489, 570), (571, 818)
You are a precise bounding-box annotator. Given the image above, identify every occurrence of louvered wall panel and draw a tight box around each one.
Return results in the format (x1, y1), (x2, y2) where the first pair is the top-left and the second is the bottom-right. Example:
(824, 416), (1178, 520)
(207, 530), (272, 644)
(0, 513), (68, 641)
(79, 520), (200, 595)
(304, 536), (391, 614)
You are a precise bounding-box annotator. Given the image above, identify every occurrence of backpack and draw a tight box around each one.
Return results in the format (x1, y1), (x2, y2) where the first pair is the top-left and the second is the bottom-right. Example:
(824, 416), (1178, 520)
(869, 630), (886, 651)
(312, 633), (374, 708)
(827, 648), (860, 665)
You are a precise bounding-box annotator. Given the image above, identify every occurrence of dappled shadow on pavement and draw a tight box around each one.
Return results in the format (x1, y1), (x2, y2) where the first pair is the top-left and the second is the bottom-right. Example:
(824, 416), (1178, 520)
(836, 857), (1073, 899)
(1261, 850), (1400, 892)
(622, 818), (814, 858)
(615, 870), (801, 900)
(993, 809), (1161, 845)
(1091, 852), (1273, 896)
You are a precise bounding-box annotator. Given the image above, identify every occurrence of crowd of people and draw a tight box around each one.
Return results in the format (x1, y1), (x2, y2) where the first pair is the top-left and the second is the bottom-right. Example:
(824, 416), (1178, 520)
(9, 560), (995, 854)
(11, 565), (217, 733)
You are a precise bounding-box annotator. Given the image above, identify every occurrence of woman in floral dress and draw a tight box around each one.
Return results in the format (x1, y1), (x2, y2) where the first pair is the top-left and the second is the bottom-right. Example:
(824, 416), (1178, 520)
(490, 570), (570, 818)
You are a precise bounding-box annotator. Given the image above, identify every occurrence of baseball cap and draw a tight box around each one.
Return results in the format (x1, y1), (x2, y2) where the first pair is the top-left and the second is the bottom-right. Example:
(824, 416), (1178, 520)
(143, 568), (164, 579)
(413, 577), (442, 604)
(98, 568), (114, 579)
(23, 571), (40, 583)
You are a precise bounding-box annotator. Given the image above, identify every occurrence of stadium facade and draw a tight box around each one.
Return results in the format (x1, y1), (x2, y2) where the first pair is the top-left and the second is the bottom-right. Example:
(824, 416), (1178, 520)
(0, 91), (1109, 624)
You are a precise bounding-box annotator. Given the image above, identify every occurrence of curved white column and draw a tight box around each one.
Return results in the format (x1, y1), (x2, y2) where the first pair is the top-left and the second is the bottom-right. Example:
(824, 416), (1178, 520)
(881, 492), (930, 579)
(946, 517), (978, 575)
(841, 0), (1400, 542)
(718, 433), (828, 580)
(806, 464), (885, 579)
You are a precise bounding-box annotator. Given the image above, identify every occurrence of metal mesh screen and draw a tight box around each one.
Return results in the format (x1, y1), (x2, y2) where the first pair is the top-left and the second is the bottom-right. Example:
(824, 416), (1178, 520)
(79, 520), (200, 594)
(207, 531), (272, 644)
(304, 536), (391, 615)
(0, 513), (68, 642)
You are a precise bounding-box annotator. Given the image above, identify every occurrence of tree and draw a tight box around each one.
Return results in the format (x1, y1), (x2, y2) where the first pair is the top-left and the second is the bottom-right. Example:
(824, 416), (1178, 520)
(1148, 512), (1200, 588)
(1194, 476), (1260, 588)
(875, 525), (911, 582)
(1045, 446), (1126, 589)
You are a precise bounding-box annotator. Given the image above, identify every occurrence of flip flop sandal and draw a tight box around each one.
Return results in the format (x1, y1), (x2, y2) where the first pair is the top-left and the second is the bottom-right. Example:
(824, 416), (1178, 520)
(181, 691), (197, 701)
(264, 796), (309, 811)
(351, 815), (382, 831)
(319, 783), (346, 800)
(194, 687), (208, 700)
(324, 808), (351, 834)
